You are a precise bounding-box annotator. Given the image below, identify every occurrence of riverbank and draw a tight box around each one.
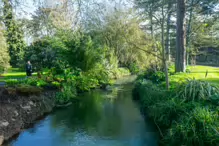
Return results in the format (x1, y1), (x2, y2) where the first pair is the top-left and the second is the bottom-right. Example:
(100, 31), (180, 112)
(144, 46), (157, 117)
(133, 66), (219, 145)
(0, 73), (134, 145)
(0, 87), (56, 145)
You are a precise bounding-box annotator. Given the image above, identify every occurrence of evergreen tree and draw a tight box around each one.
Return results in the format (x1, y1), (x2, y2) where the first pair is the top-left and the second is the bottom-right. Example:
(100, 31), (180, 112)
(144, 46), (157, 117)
(3, 0), (26, 67)
(0, 26), (10, 73)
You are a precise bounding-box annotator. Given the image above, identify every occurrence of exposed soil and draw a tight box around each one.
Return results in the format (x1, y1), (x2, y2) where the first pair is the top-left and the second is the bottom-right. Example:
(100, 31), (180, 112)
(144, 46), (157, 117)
(0, 87), (56, 145)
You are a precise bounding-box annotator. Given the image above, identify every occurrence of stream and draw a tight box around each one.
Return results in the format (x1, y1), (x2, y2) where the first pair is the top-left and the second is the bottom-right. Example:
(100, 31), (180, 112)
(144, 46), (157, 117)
(7, 76), (158, 146)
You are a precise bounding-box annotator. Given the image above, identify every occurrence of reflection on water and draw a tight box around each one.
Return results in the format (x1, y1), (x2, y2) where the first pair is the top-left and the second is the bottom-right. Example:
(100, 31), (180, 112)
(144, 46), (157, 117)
(9, 83), (158, 146)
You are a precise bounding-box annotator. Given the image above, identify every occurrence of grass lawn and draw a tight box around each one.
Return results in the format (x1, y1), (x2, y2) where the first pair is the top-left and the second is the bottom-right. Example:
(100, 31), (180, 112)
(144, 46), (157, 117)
(0, 68), (47, 82)
(169, 65), (219, 86)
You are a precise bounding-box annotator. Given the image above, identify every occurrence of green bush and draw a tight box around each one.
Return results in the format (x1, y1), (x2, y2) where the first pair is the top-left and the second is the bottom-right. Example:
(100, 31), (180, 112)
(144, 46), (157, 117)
(163, 107), (219, 146)
(36, 80), (48, 87)
(134, 75), (219, 146)
(51, 81), (61, 88)
(25, 77), (39, 86)
(128, 63), (140, 74)
(168, 64), (175, 75)
(142, 69), (165, 84)
(186, 68), (191, 73)
(177, 79), (219, 102)
(75, 74), (99, 92)
(6, 79), (19, 87)
(55, 83), (76, 104)
(133, 79), (167, 109)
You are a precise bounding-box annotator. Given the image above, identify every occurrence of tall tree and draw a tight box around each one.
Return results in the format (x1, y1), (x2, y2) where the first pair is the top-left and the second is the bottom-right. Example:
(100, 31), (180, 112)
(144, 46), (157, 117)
(0, 25), (10, 73)
(3, 0), (26, 67)
(176, 0), (186, 72)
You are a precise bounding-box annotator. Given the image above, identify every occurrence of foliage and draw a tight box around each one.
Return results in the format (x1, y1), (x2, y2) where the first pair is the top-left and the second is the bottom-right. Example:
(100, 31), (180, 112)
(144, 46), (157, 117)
(75, 74), (99, 92)
(87, 9), (155, 70)
(55, 30), (102, 72)
(177, 79), (219, 102)
(163, 106), (219, 146)
(128, 62), (140, 74)
(5, 79), (19, 87)
(3, 0), (26, 67)
(36, 79), (48, 87)
(168, 64), (175, 75)
(25, 77), (39, 86)
(55, 83), (76, 104)
(134, 68), (219, 145)
(140, 69), (165, 84)
(24, 37), (67, 71)
(0, 26), (10, 73)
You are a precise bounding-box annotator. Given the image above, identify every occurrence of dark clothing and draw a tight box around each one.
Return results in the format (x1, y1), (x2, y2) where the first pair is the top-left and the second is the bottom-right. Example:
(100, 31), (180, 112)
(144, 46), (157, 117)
(26, 63), (32, 76)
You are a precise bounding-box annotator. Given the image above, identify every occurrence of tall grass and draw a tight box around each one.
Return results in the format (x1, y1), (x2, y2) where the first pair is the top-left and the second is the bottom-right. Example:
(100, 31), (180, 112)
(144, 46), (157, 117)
(133, 77), (219, 145)
(177, 79), (219, 102)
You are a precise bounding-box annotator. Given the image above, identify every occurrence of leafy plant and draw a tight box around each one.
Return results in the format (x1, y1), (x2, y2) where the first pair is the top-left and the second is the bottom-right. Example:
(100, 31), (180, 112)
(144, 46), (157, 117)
(75, 74), (99, 92)
(55, 83), (76, 104)
(163, 107), (219, 146)
(177, 79), (219, 101)
(128, 62), (140, 74)
(36, 80), (48, 87)
(26, 77), (38, 86)
(6, 79), (19, 87)
(51, 81), (61, 88)
(142, 69), (165, 84)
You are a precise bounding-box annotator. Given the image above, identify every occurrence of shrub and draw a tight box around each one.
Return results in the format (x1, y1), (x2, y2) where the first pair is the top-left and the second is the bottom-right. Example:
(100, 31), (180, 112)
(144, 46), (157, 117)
(25, 77), (39, 86)
(186, 68), (191, 73)
(168, 64), (175, 75)
(75, 74), (99, 92)
(148, 98), (191, 128)
(36, 80), (48, 87)
(142, 69), (165, 84)
(177, 79), (219, 102)
(51, 81), (61, 88)
(6, 79), (19, 87)
(128, 62), (140, 74)
(55, 84), (76, 104)
(163, 107), (219, 146)
(133, 79), (167, 109)
(134, 73), (219, 146)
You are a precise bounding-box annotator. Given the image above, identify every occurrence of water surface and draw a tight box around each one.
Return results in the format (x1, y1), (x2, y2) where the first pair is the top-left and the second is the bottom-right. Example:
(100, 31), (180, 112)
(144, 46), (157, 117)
(8, 81), (158, 146)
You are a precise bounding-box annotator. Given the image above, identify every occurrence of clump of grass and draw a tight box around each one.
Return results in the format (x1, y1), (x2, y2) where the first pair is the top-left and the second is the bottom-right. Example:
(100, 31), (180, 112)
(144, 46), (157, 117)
(163, 106), (219, 146)
(148, 98), (193, 128)
(133, 72), (219, 146)
(177, 79), (219, 101)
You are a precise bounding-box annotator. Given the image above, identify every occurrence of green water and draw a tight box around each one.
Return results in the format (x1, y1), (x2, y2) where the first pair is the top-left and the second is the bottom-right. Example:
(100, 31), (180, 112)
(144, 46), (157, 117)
(8, 80), (158, 146)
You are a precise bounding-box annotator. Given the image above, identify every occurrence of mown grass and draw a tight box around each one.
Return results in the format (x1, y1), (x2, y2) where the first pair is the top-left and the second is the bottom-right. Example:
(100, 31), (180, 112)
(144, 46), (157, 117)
(0, 68), (48, 82)
(169, 65), (219, 88)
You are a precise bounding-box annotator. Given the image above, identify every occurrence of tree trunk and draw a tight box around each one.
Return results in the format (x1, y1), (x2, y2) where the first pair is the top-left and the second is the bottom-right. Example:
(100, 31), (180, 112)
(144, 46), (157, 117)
(149, 8), (154, 38)
(186, 0), (194, 65)
(162, 0), (169, 89)
(165, 1), (172, 62)
(176, 0), (186, 72)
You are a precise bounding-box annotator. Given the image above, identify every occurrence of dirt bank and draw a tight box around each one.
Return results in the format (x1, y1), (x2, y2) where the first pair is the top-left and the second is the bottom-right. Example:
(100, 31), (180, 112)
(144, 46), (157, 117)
(0, 87), (56, 145)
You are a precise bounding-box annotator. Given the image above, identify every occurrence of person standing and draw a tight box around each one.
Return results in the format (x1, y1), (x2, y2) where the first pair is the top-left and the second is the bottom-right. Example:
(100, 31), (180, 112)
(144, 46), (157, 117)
(26, 61), (32, 77)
